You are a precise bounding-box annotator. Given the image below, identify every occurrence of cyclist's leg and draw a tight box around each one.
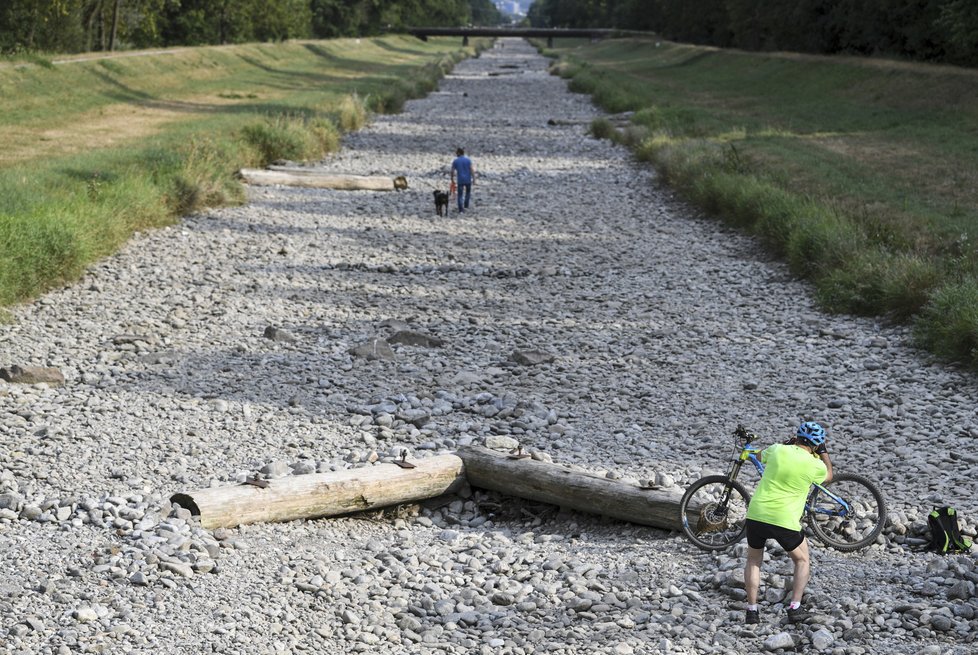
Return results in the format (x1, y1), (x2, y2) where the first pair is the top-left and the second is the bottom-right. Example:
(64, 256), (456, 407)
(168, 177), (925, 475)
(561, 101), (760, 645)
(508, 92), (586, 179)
(745, 546), (764, 604)
(784, 536), (811, 604)
(743, 520), (767, 605)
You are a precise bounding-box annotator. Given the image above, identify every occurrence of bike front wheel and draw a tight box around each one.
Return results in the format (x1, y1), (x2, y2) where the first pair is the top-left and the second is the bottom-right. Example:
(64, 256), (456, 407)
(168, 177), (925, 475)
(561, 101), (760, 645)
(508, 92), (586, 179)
(806, 472), (887, 551)
(679, 475), (752, 551)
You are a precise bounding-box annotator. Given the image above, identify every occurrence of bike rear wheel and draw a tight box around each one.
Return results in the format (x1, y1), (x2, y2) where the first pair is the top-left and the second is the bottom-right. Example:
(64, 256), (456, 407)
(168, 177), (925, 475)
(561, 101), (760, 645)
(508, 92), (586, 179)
(806, 472), (886, 551)
(679, 475), (751, 551)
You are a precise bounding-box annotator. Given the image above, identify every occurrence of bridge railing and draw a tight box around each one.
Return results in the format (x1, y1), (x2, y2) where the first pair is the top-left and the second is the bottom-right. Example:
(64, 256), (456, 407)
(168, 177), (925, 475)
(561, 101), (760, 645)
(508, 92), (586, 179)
(408, 27), (653, 47)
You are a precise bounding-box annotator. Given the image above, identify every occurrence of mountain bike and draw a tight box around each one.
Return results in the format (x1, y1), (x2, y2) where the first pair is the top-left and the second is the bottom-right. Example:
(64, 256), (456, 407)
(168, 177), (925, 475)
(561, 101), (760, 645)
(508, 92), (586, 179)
(678, 425), (886, 552)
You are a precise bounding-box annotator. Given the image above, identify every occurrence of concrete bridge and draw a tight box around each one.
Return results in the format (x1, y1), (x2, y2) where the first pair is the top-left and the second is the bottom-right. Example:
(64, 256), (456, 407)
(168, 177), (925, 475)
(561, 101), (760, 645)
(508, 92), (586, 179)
(408, 27), (644, 48)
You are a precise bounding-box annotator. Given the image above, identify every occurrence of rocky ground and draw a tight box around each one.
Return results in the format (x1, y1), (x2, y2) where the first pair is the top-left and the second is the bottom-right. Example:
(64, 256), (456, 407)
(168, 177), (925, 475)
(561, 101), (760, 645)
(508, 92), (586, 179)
(1, 38), (977, 655)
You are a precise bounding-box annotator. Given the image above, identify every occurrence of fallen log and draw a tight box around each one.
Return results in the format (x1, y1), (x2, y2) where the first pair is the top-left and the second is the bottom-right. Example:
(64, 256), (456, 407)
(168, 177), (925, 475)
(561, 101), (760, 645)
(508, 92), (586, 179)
(238, 168), (408, 191)
(457, 445), (684, 531)
(170, 454), (464, 529)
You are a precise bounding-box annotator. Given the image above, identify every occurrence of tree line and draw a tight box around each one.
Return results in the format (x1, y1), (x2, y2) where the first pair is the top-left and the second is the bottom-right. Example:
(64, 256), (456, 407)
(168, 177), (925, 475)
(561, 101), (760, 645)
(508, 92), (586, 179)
(528, 0), (978, 66)
(0, 0), (503, 54)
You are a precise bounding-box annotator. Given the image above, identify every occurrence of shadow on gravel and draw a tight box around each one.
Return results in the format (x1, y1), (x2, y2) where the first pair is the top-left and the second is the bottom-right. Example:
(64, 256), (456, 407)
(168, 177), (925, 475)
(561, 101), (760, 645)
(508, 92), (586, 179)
(340, 121), (583, 158)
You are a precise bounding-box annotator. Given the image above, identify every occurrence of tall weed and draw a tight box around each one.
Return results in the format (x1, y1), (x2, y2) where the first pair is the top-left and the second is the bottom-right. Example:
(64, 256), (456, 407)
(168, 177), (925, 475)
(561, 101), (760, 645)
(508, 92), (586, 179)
(335, 93), (367, 132)
(915, 281), (978, 363)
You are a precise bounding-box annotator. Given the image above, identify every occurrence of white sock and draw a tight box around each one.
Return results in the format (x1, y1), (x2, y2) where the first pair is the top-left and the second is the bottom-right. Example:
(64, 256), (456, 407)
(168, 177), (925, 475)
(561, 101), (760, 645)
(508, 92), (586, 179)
(747, 604), (758, 611)
(788, 601), (801, 610)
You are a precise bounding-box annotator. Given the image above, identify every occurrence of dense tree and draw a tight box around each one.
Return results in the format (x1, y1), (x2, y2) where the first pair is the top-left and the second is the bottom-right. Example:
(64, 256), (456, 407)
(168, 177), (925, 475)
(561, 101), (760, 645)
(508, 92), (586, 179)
(525, 0), (978, 66)
(0, 1), (86, 52)
(939, 0), (978, 64)
(11, 0), (968, 63)
(0, 0), (498, 54)
(309, 0), (501, 38)
(469, 0), (503, 25)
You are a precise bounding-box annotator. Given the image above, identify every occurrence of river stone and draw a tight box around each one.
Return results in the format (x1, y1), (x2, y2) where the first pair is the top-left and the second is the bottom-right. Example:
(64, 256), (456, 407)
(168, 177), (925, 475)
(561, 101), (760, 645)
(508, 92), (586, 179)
(74, 607), (99, 623)
(485, 435), (519, 451)
(811, 628), (834, 650)
(509, 349), (555, 366)
(350, 338), (395, 361)
(763, 632), (795, 651)
(0, 492), (24, 512)
(388, 330), (443, 347)
(0, 365), (65, 386)
(263, 326), (297, 342)
(948, 580), (975, 601)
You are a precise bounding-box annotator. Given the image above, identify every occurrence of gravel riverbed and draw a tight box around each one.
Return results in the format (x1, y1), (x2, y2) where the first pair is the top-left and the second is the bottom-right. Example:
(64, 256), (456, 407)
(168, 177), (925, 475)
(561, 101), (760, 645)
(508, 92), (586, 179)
(1, 38), (977, 655)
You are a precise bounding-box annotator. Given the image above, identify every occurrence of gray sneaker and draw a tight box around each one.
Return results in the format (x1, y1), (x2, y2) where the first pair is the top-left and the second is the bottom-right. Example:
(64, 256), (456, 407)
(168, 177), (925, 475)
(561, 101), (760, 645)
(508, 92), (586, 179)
(786, 606), (810, 623)
(745, 609), (760, 625)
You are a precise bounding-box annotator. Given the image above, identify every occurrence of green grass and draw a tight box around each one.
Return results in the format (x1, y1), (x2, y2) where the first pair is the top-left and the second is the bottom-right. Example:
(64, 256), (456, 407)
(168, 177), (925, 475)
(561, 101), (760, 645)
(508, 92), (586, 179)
(546, 38), (978, 368)
(0, 37), (479, 307)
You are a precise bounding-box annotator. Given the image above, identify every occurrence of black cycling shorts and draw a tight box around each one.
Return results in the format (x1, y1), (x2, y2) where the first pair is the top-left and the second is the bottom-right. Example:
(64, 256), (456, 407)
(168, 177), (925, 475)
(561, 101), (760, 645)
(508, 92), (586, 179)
(745, 519), (805, 552)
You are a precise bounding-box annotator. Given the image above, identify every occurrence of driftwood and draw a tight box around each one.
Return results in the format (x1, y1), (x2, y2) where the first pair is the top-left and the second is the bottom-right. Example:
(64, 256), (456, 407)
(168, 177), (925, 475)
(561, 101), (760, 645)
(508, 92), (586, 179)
(547, 113), (633, 127)
(170, 454), (464, 529)
(546, 118), (591, 126)
(238, 168), (408, 191)
(457, 445), (684, 531)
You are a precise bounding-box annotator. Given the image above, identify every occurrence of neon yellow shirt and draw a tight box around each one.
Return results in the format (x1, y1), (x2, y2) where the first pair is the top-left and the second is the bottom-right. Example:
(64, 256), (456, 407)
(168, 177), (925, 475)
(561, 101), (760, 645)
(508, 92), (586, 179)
(746, 443), (828, 531)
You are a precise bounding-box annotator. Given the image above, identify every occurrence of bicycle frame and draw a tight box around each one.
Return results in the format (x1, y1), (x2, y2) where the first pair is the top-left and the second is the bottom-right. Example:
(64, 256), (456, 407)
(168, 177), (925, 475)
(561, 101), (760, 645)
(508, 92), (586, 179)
(729, 438), (853, 520)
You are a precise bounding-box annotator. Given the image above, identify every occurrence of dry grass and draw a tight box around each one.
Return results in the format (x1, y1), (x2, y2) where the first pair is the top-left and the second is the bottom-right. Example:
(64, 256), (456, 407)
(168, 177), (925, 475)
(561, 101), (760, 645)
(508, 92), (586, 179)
(0, 99), (241, 164)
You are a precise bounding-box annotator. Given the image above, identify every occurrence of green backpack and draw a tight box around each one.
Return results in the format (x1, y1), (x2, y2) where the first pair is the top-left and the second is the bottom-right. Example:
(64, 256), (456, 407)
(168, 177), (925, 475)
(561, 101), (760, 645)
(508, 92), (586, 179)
(926, 506), (973, 554)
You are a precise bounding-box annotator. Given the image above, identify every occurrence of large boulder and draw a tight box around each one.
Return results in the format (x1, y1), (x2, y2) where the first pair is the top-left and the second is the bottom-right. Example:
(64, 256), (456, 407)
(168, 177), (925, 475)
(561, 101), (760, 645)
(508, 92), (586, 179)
(0, 365), (65, 387)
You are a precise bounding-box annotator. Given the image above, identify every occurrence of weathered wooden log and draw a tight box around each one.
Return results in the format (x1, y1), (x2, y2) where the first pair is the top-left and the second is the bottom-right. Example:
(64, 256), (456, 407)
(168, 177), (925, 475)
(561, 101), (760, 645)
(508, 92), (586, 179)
(457, 445), (684, 530)
(238, 168), (408, 191)
(170, 454), (464, 529)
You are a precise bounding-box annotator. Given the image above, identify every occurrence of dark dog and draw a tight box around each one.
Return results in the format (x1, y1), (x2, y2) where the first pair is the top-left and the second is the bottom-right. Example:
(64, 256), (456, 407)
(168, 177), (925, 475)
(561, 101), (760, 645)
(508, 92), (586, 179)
(433, 190), (449, 216)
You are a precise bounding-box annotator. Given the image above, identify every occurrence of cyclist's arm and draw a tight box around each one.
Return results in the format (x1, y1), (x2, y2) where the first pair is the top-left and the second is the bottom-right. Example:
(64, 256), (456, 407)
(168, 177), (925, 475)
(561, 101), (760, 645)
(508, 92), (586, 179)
(820, 451), (833, 484)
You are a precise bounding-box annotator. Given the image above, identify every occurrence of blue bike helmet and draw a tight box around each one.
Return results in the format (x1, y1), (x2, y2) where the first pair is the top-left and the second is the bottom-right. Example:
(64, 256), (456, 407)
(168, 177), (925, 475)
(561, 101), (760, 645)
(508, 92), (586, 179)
(796, 421), (826, 447)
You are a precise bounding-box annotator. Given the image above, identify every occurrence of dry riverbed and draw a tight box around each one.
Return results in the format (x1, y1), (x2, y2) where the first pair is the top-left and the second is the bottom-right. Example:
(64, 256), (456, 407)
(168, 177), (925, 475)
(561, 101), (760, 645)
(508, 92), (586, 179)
(1, 38), (976, 655)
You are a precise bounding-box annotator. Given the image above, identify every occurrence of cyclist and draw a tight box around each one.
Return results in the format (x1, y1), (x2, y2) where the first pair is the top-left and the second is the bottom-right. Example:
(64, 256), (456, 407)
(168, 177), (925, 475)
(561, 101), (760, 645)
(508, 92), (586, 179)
(743, 421), (833, 625)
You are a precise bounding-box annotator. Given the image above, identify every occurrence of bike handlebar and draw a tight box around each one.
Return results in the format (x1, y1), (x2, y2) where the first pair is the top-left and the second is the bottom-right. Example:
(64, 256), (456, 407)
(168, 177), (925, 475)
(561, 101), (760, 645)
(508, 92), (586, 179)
(734, 425), (758, 444)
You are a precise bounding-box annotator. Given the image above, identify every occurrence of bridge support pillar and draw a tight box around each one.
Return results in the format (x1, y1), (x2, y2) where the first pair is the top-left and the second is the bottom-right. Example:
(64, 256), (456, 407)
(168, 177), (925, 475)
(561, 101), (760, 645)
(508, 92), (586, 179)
(547, 36), (553, 48)
(463, 35), (469, 46)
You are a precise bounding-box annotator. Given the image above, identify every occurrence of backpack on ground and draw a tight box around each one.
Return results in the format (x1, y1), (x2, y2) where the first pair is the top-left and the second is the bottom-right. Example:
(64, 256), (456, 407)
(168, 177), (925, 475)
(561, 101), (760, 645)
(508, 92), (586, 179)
(926, 506), (973, 554)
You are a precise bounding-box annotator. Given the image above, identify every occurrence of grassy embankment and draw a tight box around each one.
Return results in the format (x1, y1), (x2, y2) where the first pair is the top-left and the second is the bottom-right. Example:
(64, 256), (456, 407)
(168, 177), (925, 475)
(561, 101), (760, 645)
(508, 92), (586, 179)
(0, 36), (479, 315)
(544, 38), (978, 367)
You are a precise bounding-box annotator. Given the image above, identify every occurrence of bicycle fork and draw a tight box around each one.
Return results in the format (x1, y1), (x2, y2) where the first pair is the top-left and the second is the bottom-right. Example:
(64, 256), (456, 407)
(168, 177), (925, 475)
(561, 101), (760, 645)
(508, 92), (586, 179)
(717, 459), (746, 508)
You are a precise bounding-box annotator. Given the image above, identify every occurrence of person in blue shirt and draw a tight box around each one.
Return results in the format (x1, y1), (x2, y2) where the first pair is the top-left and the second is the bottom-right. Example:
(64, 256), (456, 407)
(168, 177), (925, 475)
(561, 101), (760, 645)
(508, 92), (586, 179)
(450, 148), (475, 213)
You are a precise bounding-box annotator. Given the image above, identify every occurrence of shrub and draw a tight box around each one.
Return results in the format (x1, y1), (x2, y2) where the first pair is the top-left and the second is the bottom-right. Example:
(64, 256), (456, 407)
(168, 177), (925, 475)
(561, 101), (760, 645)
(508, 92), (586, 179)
(880, 254), (941, 320)
(168, 137), (245, 216)
(915, 280), (978, 366)
(335, 93), (367, 132)
(309, 118), (340, 153)
(618, 124), (649, 148)
(241, 115), (318, 165)
(589, 118), (616, 140)
(818, 250), (942, 318)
